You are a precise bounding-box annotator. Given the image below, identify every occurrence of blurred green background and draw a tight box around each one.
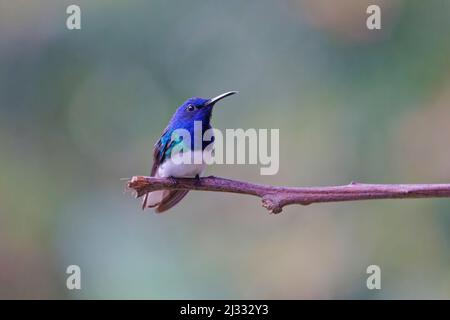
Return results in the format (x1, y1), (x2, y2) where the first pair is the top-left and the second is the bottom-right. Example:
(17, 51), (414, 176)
(1, 0), (450, 299)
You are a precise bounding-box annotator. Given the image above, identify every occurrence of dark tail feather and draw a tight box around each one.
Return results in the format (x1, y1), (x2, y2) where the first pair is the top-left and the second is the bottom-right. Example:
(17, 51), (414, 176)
(142, 193), (148, 210)
(155, 190), (189, 213)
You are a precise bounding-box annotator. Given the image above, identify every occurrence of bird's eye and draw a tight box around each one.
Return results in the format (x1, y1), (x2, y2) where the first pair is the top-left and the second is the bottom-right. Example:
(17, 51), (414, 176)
(186, 104), (195, 112)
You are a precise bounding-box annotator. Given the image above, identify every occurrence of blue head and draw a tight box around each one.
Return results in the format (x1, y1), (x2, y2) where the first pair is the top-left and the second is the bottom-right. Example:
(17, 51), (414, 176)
(168, 91), (238, 132)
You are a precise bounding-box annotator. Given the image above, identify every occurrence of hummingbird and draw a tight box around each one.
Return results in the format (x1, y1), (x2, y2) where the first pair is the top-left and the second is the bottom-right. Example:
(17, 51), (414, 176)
(142, 91), (238, 212)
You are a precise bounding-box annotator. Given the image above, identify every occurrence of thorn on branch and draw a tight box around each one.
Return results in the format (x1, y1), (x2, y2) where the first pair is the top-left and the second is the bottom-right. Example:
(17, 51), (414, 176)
(261, 194), (283, 214)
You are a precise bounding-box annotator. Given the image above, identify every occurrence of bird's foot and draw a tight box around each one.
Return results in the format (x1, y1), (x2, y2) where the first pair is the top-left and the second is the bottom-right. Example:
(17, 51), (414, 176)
(168, 176), (178, 185)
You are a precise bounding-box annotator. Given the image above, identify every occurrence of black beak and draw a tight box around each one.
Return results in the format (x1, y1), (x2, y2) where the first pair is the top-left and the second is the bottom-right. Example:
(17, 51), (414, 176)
(205, 91), (238, 106)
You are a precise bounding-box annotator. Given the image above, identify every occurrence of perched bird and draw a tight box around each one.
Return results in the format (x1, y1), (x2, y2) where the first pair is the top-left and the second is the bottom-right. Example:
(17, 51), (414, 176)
(142, 91), (238, 212)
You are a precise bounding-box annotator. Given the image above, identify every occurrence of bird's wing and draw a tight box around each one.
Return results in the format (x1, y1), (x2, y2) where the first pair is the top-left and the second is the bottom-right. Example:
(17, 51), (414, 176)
(143, 127), (173, 209)
(150, 127), (178, 176)
(143, 128), (184, 211)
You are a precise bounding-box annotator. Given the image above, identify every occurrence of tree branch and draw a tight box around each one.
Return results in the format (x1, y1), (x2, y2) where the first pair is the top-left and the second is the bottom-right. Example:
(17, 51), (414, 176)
(127, 176), (450, 213)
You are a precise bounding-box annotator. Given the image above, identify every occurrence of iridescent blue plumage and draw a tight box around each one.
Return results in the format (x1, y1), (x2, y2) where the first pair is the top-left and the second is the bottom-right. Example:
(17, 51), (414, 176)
(143, 91), (238, 213)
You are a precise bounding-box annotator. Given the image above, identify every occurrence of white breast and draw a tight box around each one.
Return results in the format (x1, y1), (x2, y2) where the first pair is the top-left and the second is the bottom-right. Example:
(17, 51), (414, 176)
(157, 150), (206, 178)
